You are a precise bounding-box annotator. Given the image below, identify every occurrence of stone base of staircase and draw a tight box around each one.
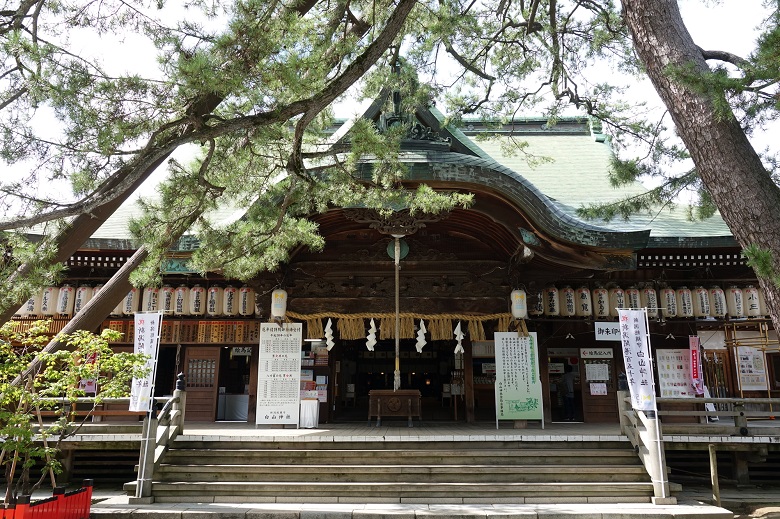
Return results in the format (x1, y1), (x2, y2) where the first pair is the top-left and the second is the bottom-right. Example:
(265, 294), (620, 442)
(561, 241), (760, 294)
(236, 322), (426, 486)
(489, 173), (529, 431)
(123, 438), (681, 505)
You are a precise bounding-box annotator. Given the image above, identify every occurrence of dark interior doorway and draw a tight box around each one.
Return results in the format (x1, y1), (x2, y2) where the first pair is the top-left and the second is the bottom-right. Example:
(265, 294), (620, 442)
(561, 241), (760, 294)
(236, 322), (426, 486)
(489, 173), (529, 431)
(332, 339), (461, 422)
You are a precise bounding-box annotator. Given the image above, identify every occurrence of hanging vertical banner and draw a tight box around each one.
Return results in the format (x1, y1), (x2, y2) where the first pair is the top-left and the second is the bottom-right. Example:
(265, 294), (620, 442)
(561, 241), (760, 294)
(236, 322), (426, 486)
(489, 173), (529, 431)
(494, 332), (543, 421)
(256, 322), (303, 426)
(129, 311), (163, 412)
(617, 309), (656, 411)
(689, 336), (704, 395)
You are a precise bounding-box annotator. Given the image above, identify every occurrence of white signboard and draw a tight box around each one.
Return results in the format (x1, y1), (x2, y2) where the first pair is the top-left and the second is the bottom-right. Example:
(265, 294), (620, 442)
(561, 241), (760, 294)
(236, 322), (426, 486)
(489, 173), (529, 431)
(594, 322), (622, 341)
(736, 346), (769, 391)
(617, 309), (656, 411)
(656, 349), (695, 398)
(129, 312), (163, 412)
(581, 347), (614, 359)
(494, 332), (543, 422)
(256, 323), (303, 426)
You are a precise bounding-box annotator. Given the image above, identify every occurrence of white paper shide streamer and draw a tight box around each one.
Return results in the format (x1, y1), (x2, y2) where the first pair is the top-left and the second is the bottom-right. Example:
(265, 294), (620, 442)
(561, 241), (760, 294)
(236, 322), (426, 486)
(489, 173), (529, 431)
(453, 321), (465, 354)
(365, 318), (377, 351)
(324, 318), (335, 350)
(415, 319), (427, 353)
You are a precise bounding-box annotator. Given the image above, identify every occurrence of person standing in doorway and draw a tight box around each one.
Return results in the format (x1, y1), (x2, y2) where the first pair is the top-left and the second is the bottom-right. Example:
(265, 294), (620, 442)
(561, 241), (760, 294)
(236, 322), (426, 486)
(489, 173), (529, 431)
(562, 364), (577, 421)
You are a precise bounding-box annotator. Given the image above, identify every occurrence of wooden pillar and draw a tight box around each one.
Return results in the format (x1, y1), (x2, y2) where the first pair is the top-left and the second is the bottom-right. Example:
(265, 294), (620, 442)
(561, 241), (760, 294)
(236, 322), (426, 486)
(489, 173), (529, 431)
(247, 344), (258, 423)
(732, 452), (751, 485)
(464, 336), (475, 423)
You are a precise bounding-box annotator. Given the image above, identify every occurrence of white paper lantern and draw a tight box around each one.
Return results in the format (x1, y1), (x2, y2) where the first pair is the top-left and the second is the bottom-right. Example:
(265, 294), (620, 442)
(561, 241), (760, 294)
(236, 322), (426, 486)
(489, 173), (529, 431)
(543, 286), (560, 316)
(726, 285), (744, 318)
(660, 287), (677, 318)
(709, 286), (727, 318)
(238, 286), (255, 316)
(207, 286), (224, 316)
(174, 285), (190, 316)
(110, 289), (124, 316)
(271, 288), (288, 319)
(74, 285), (92, 314)
(56, 284), (75, 317)
(19, 291), (42, 317)
(91, 284), (104, 298)
(676, 286), (693, 318)
(160, 285), (176, 315)
(122, 287), (140, 316)
(142, 287), (160, 312)
(40, 286), (59, 316)
(640, 287), (659, 318)
(692, 286), (710, 318)
(743, 285), (761, 317)
(510, 289), (528, 319)
(189, 285), (206, 316)
(575, 286), (592, 317)
(608, 286), (625, 317)
(528, 289), (544, 316)
(758, 287), (768, 317)
(223, 285), (238, 316)
(625, 286), (641, 310)
(560, 286), (576, 317)
(592, 287), (610, 318)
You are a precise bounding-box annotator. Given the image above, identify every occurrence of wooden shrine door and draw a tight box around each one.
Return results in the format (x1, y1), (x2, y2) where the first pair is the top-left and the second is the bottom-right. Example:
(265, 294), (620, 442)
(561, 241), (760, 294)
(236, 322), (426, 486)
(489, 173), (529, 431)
(183, 347), (221, 421)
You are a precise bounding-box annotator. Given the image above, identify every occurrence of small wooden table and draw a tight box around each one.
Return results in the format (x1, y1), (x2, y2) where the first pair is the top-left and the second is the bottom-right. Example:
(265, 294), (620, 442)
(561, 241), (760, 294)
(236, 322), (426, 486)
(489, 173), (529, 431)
(368, 389), (422, 427)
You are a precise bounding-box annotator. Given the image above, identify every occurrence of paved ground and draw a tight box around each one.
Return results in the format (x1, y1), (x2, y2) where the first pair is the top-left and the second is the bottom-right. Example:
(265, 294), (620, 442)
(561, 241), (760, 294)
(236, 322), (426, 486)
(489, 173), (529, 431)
(85, 485), (780, 518)
(53, 421), (780, 517)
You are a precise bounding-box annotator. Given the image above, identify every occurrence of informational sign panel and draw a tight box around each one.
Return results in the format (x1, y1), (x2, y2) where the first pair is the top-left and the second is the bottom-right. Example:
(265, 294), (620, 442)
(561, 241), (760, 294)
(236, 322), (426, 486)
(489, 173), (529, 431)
(594, 322), (621, 341)
(256, 322), (303, 426)
(656, 349), (695, 398)
(736, 346), (769, 391)
(129, 312), (163, 412)
(494, 332), (543, 422)
(617, 309), (656, 411)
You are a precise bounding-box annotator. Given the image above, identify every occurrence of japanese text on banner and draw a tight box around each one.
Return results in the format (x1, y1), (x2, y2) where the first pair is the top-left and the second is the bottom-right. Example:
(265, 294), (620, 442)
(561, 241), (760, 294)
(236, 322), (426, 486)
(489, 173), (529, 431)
(130, 312), (162, 412)
(617, 309), (656, 411)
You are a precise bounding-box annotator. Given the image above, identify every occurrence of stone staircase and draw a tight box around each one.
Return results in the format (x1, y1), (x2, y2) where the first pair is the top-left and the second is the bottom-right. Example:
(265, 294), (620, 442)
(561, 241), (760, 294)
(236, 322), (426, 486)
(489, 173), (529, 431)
(124, 437), (677, 504)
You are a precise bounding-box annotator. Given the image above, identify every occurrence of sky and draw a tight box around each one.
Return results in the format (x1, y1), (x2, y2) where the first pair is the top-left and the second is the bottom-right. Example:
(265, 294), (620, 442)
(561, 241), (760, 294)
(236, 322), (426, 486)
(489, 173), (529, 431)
(1, 0), (776, 215)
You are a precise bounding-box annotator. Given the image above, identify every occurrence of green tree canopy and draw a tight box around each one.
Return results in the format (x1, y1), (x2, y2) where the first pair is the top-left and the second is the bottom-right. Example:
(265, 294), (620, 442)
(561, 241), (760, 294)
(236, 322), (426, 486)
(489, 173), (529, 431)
(0, 0), (779, 328)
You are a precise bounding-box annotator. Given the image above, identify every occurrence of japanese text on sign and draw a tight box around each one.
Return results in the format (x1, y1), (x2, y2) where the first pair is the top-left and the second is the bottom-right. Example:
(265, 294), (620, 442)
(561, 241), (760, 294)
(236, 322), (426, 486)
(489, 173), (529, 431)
(256, 323), (303, 426)
(494, 332), (543, 422)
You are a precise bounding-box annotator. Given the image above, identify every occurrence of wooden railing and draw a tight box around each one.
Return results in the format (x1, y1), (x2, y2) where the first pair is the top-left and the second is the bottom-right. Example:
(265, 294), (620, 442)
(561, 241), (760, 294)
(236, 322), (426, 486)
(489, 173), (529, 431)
(618, 392), (780, 505)
(1, 480), (93, 518)
(616, 391), (673, 503)
(653, 396), (780, 436)
(132, 375), (187, 502)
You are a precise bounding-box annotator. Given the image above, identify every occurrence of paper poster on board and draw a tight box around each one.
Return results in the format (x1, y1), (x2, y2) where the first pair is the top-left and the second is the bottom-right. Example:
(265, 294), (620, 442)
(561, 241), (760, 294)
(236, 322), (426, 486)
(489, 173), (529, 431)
(256, 322), (303, 426)
(656, 349), (695, 397)
(494, 332), (543, 421)
(736, 346), (769, 391)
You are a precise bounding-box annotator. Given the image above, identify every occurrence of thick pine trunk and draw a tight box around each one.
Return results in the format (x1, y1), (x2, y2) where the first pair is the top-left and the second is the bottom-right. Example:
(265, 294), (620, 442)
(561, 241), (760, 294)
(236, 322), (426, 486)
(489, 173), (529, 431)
(622, 0), (780, 331)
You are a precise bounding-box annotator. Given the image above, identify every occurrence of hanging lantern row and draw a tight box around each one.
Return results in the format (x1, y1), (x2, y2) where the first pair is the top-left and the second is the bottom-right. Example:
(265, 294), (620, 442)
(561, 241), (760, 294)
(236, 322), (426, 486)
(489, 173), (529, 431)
(510, 284), (768, 320)
(15, 284), (259, 319)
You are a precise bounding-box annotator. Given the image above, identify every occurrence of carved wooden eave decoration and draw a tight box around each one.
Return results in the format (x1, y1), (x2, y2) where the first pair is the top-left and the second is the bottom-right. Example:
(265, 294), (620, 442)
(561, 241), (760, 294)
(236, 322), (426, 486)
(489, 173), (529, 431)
(342, 208), (450, 237)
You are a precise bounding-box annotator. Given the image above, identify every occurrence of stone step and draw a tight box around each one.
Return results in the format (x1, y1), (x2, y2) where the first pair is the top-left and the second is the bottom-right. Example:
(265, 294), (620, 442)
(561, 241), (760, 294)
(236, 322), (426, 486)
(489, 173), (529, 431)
(125, 480), (659, 501)
(163, 448), (641, 466)
(173, 440), (632, 451)
(154, 463), (649, 483)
